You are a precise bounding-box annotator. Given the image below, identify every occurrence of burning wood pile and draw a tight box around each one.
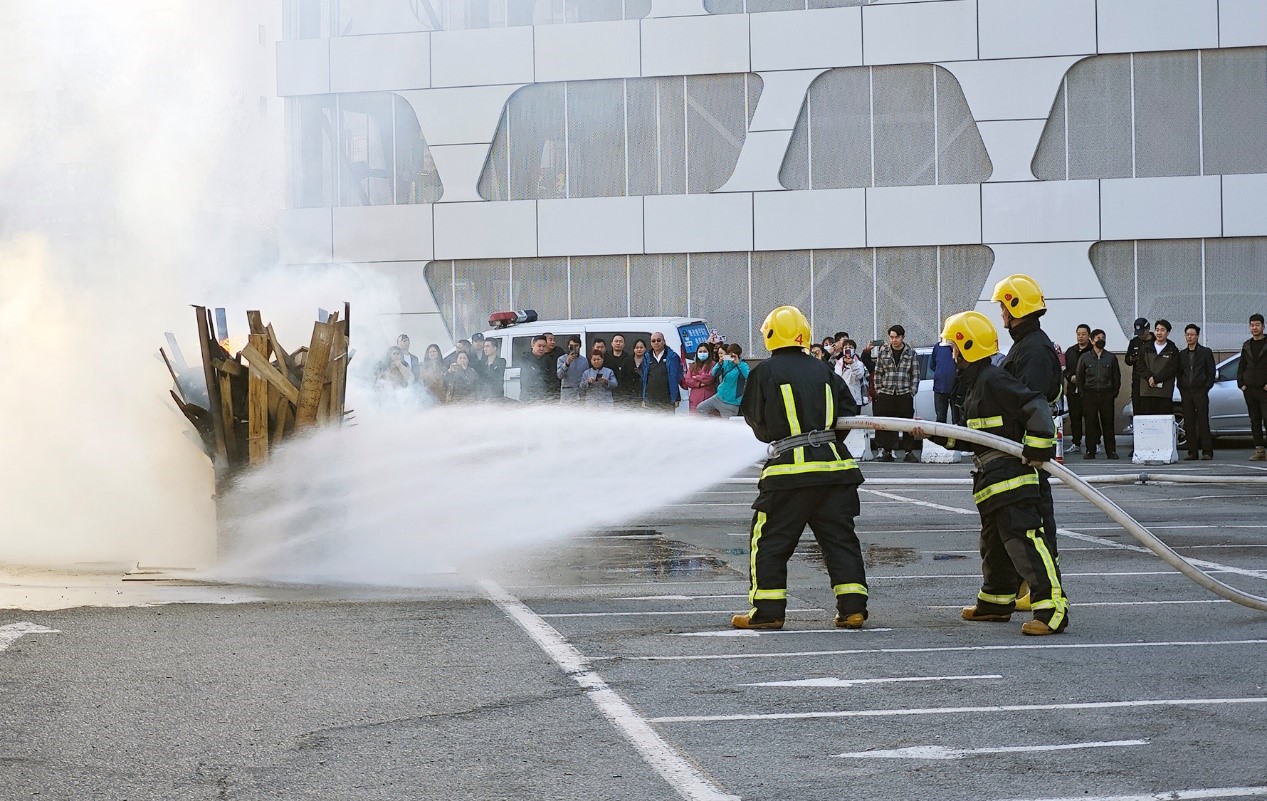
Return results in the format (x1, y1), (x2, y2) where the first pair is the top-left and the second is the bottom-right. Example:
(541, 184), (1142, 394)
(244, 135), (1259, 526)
(161, 304), (352, 484)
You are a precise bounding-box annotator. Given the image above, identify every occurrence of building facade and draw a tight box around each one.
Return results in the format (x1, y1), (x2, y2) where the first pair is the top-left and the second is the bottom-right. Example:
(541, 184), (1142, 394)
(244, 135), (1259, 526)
(277, 0), (1267, 353)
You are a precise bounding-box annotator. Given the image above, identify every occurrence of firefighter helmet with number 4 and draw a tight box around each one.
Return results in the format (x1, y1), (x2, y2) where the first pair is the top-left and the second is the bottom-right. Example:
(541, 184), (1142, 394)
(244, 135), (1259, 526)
(761, 305), (812, 351)
(941, 311), (999, 363)
(991, 273), (1046, 318)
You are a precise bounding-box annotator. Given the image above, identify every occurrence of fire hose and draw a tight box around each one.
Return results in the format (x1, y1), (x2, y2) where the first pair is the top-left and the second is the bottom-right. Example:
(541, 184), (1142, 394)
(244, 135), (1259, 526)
(805, 416), (1267, 613)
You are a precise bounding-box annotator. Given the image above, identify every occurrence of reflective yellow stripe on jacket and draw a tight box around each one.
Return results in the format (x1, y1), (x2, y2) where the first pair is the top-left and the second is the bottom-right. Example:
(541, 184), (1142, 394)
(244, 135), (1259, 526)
(968, 416), (1003, 429)
(763, 383), (859, 480)
(972, 471), (1039, 505)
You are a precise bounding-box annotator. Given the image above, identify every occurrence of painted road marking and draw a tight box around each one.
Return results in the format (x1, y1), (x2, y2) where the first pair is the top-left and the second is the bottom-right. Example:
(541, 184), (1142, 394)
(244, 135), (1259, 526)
(648, 696), (1267, 724)
(994, 786), (1267, 801)
(478, 578), (739, 801)
(860, 488), (1267, 580)
(540, 608), (822, 618)
(627, 638), (1267, 662)
(669, 628), (893, 638)
(834, 739), (1146, 760)
(745, 674), (1001, 688)
(0, 622), (59, 652)
(930, 600), (1228, 609)
(868, 570), (1227, 581)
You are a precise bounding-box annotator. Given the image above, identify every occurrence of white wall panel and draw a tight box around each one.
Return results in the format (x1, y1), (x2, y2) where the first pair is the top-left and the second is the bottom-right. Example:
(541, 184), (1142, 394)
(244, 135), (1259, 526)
(644, 194), (754, 253)
(276, 39), (329, 96)
(431, 26), (534, 88)
(1223, 174), (1267, 237)
(862, 0), (977, 66)
(534, 20), (640, 83)
(865, 185), (981, 247)
(641, 14), (750, 77)
(1097, 0), (1219, 54)
(750, 8), (862, 73)
(754, 189), (866, 251)
(981, 181), (1100, 244)
(279, 208), (333, 264)
(748, 69), (826, 132)
(982, 242), (1100, 303)
(333, 205), (434, 263)
(978, 0), (1096, 60)
(941, 57), (1081, 122)
(1100, 176), (1222, 241)
(716, 130), (797, 193)
(976, 120), (1048, 182)
(429, 144), (500, 203)
(1220, 0), (1267, 47)
(399, 85), (522, 146)
(330, 32), (429, 93)
(537, 197), (644, 257)
(646, 0), (708, 17)
(433, 201), (537, 260)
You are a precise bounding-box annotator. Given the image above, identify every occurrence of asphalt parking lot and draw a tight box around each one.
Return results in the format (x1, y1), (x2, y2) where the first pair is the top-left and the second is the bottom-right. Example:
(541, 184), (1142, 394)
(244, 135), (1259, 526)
(3, 443), (1267, 800)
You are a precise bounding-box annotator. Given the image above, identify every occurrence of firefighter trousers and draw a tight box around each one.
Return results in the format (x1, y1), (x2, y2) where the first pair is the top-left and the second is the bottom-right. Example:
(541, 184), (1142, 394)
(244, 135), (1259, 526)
(976, 500), (1068, 630)
(748, 484), (868, 619)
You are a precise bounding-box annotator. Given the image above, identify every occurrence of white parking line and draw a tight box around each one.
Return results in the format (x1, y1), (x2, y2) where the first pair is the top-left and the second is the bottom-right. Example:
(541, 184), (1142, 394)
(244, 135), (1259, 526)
(647, 696), (1267, 724)
(929, 600), (1228, 609)
(627, 638), (1267, 662)
(745, 674), (1001, 688)
(870, 570), (1219, 581)
(614, 594), (749, 601)
(994, 786), (1267, 801)
(478, 578), (739, 801)
(540, 609), (823, 618)
(0, 622), (59, 652)
(669, 628), (894, 638)
(834, 739), (1146, 760)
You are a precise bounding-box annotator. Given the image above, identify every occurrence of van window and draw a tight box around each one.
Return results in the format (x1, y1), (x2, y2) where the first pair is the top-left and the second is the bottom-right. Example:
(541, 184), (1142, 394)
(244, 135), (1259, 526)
(511, 336), (539, 366)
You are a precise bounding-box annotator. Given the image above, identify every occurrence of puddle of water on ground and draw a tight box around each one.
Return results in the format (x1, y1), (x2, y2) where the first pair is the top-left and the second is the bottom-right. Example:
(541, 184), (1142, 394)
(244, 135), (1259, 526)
(509, 529), (740, 585)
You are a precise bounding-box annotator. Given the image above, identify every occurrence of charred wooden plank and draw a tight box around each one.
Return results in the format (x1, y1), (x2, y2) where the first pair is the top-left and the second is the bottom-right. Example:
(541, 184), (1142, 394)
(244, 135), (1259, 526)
(241, 343), (300, 405)
(246, 310), (267, 337)
(194, 306), (229, 468)
(295, 322), (336, 430)
(266, 323), (294, 375)
(247, 332), (270, 465)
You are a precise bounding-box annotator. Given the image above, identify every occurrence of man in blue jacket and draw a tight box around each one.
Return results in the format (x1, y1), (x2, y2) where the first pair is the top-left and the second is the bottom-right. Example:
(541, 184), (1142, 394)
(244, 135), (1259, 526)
(640, 331), (682, 412)
(929, 338), (957, 423)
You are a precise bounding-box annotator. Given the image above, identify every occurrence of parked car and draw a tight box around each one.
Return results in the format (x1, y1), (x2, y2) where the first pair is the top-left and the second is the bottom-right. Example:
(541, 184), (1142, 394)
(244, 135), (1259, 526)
(1122, 354), (1251, 445)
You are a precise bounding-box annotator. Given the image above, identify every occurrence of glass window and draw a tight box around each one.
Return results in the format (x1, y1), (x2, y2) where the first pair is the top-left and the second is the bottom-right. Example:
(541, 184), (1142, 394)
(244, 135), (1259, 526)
(339, 93), (394, 206)
(289, 95), (337, 208)
(394, 95), (442, 204)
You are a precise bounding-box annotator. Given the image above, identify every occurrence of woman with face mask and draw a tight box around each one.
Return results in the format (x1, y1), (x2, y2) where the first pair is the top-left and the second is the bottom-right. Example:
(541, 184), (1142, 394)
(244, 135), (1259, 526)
(681, 342), (719, 413)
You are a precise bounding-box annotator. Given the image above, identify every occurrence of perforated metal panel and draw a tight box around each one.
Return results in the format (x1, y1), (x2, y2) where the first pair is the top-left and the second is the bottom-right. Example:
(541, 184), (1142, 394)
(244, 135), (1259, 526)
(1136, 239), (1203, 332)
(479, 110), (511, 201)
(512, 257), (569, 320)
(689, 252), (751, 347)
(339, 92), (395, 205)
(566, 0), (624, 22)
(291, 95), (337, 208)
(873, 66), (936, 187)
(779, 101), (811, 190)
(1065, 55), (1133, 180)
(939, 245), (995, 324)
(1090, 240), (1139, 335)
(629, 254), (689, 316)
(750, 251), (812, 356)
(1134, 51), (1201, 178)
(805, 68), (872, 189)
(569, 256), (630, 318)
(934, 67), (992, 186)
(811, 249), (873, 343)
(685, 75), (748, 193)
(424, 260), (457, 334)
(875, 247), (938, 346)
(1202, 48), (1267, 176)
(1203, 237), (1267, 349)
(451, 259), (513, 339)
(395, 95), (443, 203)
(1032, 77), (1068, 181)
(508, 83), (567, 200)
(567, 80), (627, 198)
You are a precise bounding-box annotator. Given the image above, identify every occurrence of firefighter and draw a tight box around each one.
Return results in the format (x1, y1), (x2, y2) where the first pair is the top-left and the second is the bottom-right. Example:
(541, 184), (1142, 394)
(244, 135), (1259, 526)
(731, 306), (870, 630)
(925, 311), (1068, 635)
(991, 274), (1063, 611)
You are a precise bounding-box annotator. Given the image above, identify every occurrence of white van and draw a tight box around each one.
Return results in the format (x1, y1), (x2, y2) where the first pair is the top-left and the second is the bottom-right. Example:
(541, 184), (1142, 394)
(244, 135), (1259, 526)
(459, 312), (712, 409)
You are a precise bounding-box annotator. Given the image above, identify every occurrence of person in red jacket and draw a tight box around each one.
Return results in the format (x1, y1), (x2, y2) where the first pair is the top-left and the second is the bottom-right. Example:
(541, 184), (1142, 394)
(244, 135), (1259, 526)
(681, 342), (718, 413)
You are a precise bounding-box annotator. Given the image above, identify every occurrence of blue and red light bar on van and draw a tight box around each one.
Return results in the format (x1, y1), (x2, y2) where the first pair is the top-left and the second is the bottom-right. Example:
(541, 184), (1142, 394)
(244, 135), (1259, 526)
(488, 309), (539, 329)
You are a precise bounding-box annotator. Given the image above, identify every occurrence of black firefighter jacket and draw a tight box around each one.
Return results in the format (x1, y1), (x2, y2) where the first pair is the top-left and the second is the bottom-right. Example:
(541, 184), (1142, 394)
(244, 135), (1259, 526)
(931, 360), (1056, 515)
(742, 348), (863, 492)
(1001, 316), (1063, 405)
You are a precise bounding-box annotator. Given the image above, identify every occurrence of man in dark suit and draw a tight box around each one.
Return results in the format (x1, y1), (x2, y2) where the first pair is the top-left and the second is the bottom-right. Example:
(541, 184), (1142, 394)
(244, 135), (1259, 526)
(1177, 324), (1217, 460)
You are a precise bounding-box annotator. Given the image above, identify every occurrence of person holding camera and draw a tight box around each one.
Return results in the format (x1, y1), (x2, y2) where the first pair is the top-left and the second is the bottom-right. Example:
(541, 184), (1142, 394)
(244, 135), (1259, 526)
(699, 344), (749, 417)
(556, 335), (588, 403)
(833, 339), (867, 410)
(578, 350), (618, 406)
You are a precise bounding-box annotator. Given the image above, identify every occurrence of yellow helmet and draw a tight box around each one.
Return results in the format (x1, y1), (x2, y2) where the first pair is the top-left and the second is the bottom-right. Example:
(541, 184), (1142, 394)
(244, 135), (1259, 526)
(991, 273), (1046, 318)
(941, 311), (999, 363)
(761, 305), (811, 351)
